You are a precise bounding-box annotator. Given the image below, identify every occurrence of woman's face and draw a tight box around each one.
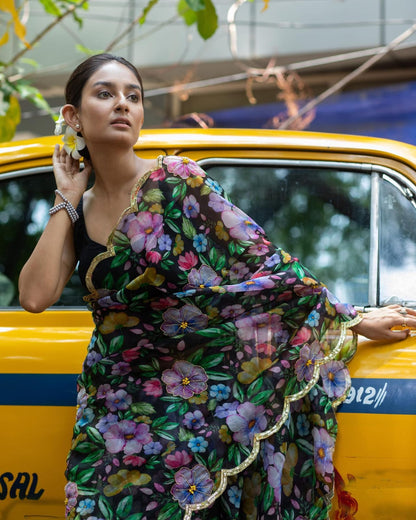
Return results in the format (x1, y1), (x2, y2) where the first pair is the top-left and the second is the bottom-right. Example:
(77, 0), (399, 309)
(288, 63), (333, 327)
(76, 61), (144, 150)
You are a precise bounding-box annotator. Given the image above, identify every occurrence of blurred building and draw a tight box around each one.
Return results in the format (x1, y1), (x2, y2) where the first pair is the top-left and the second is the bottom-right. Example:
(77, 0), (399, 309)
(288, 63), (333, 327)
(5, 0), (416, 141)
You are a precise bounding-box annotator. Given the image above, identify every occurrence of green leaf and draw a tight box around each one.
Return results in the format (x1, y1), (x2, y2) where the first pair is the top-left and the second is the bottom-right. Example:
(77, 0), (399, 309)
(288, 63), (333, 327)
(76, 467), (95, 485)
(0, 95), (20, 142)
(86, 427), (105, 445)
(185, 0), (206, 10)
(38, 0), (62, 16)
(263, 483), (275, 512)
(177, 0), (197, 25)
(108, 335), (124, 354)
(296, 438), (314, 455)
(98, 495), (114, 520)
(182, 217), (196, 239)
(206, 370), (233, 381)
(125, 514), (144, 520)
(131, 402), (157, 415)
(250, 389), (274, 405)
(116, 495), (133, 518)
(165, 218), (181, 234)
(292, 262), (305, 280)
(199, 352), (224, 369)
(139, 0), (160, 25)
(144, 188), (165, 203)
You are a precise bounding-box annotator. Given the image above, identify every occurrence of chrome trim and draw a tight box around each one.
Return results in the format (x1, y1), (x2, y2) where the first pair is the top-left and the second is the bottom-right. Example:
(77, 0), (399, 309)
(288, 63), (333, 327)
(369, 171), (380, 307)
(0, 165), (53, 181)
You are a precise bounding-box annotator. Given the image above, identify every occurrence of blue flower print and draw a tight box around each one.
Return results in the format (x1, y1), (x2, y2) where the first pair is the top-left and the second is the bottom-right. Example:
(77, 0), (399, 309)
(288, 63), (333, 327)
(143, 441), (163, 455)
(193, 233), (208, 253)
(296, 413), (310, 436)
(158, 234), (172, 251)
(306, 309), (320, 327)
(183, 194), (200, 218)
(205, 177), (222, 194)
(76, 498), (96, 516)
(188, 436), (208, 453)
(209, 384), (231, 401)
(227, 485), (242, 507)
(183, 410), (205, 430)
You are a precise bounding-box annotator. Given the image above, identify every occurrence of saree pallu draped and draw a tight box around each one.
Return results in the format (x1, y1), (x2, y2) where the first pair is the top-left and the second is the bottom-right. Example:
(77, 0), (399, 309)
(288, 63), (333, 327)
(65, 156), (361, 520)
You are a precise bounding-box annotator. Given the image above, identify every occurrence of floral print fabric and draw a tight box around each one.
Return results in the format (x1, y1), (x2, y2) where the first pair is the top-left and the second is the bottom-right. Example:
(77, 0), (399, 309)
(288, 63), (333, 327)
(65, 156), (359, 520)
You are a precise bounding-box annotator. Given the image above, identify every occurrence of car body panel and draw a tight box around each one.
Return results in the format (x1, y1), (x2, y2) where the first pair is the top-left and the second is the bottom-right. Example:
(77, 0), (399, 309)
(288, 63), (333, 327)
(1, 129), (416, 519)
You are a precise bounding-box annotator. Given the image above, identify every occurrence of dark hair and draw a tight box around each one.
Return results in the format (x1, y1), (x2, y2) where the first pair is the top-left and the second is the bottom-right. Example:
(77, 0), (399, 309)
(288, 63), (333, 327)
(64, 54), (144, 159)
(65, 53), (144, 107)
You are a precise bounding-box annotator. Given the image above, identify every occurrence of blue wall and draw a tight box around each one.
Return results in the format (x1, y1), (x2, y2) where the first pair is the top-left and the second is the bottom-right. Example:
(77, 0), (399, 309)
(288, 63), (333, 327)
(207, 80), (416, 146)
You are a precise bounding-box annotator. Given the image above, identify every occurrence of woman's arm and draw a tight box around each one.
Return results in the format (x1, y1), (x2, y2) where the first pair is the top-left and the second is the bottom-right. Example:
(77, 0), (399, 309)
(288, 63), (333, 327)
(351, 304), (416, 341)
(18, 145), (91, 313)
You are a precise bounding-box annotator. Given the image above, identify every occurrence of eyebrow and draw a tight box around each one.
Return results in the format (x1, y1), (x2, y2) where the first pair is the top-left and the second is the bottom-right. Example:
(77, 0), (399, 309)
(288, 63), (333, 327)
(92, 80), (142, 91)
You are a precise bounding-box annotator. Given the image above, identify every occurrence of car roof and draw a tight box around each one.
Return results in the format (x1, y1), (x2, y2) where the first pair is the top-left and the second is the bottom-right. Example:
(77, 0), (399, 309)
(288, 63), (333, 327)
(2, 128), (416, 171)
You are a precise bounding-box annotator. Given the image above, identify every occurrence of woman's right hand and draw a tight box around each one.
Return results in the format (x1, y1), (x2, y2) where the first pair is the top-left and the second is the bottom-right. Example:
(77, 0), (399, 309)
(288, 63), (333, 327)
(52, 144), (92, 197)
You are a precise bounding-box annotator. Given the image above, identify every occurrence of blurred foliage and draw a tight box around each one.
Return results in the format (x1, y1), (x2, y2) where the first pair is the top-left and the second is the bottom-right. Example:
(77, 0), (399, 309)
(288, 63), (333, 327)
(0, 0), (265, 142)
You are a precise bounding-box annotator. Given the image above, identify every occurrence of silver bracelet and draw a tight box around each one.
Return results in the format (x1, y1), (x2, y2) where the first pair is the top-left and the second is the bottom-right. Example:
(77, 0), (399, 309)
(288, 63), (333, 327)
(49, 189), (79, 224)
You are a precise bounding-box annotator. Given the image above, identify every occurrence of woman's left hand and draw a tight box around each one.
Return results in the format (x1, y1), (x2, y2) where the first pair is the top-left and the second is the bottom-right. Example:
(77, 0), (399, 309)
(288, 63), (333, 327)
(352, 304), (416, 341)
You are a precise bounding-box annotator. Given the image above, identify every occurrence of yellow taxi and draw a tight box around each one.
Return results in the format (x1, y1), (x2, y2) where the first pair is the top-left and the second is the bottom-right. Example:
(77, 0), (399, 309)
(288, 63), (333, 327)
(1, 129), (416, 519)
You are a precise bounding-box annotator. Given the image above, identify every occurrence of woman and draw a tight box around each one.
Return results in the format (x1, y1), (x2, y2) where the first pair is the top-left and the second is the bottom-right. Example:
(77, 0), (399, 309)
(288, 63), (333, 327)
(19, 54), (416, 520)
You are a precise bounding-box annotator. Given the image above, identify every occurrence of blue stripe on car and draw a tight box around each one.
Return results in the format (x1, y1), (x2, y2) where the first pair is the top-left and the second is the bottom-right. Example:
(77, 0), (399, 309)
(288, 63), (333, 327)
(0, 375), (415, 414)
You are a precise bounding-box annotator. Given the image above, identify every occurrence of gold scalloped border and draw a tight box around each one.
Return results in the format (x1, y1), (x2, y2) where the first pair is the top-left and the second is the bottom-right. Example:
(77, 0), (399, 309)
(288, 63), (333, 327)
(84, 156), (164, 299)
(183, 313), (363, 519)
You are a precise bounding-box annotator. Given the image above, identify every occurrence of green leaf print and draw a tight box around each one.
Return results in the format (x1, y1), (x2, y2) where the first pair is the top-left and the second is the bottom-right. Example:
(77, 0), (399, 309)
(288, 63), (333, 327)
(250, 389), (275, 405)
(143, 188), (165, 203)
(76, 467), (96, 485)
(292, 262), (305, 280)
(296, 438), (314, 455)
(263, 483), (275, 512)
(108, 335), (124, 354)
(116, 495), (133, 518)
(131, 402), (157, 415)
(165, 218), (181, 234)
(124, 514), (144, 520)
(206, 370), (233, 381)
(157, 502), (181, 520)
(198, 352), (224, 369)
(86, 426), (105, 445)
(182, 217), (196, 239)
(98, 495), (114, 520)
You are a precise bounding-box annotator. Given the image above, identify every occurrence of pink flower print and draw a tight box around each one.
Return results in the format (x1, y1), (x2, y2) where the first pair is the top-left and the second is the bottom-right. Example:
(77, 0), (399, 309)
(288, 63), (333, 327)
(165, 156), (206, 179)
(161, 304), (208, 337)
(235, 312), (284, 344)
(171, 465), (214, 507)
(143, 378), (163, 397)
(161, 360), (208, 399)
(103, 420), (152, 455)
(145, 251), (162, 264)
(312, 427), (335, 475)
(208, 191), (233, 213)
(291, 326), (312, 346)
(226, 402), (267, 446)
(151, 297), (178, 310)
(123, 454), (146, 467)
(65, 482), (78, 515)
(228, 262), (250, 282)
(125, 211), (164, 253)
(222, 206), (264, 241)
(105, 389), (132, 412)
(294, 341), (324, 382)
(165, 449), (193, 469)
(187, 265), (222, 289)
(183, 194), (200, 218)
(178, 251), (198, 271)
(248, 243), (269, 256)
(111, 361), (131, 376)
(320, 360), (349, 398)
(267, 451), (285, 502)
(220, 304), (245, 319)
(150, 167), (166, 181)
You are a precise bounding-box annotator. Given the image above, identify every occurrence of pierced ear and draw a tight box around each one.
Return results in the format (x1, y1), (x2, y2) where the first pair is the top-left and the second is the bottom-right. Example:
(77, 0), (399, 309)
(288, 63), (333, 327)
(61, 104), (80, 130)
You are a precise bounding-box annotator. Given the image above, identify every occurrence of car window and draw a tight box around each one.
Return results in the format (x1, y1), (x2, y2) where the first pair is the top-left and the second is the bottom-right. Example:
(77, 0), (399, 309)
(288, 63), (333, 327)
(0, 168), (85, 307)
(379, 175), (416, 306)
(203, 158), (415, 308)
